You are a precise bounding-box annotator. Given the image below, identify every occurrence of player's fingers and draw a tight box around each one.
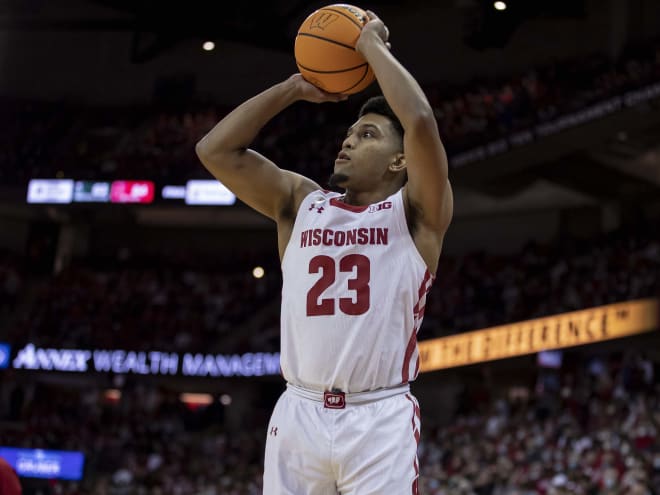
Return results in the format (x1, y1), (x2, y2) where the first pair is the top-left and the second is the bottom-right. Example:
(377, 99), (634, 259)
(331, 93), (349, 102)
(386, 41), (391, 50)
(318, 88), (347, 102)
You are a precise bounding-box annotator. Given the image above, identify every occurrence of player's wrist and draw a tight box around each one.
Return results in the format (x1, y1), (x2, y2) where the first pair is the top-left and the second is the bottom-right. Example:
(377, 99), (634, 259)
(356, 33), (385, 57)
(281, 75), (306, 102)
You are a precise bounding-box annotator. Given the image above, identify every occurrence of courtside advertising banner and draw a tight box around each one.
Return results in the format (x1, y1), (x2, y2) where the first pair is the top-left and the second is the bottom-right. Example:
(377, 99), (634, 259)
(0, 447), (85, 480)
(419, 298), (659, 372)
(9, 344), (280, 378)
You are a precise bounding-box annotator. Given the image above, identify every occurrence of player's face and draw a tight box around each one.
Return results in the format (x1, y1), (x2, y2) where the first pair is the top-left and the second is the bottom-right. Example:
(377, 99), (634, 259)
(333, 113), (403, 190)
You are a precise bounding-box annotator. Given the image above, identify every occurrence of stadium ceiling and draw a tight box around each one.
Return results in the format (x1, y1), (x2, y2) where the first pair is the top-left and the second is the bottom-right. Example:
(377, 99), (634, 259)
(3, 0), (586, 62)
(3, 0), (406, 63)
(453, 112), (660, 206)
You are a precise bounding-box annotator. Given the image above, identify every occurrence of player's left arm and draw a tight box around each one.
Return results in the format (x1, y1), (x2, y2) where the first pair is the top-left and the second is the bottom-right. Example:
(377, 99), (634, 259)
(356, 11), (452, 236)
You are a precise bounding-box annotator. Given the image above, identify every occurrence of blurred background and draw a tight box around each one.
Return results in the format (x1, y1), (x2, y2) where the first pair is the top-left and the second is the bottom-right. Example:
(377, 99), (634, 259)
(1, 0), (659, 493)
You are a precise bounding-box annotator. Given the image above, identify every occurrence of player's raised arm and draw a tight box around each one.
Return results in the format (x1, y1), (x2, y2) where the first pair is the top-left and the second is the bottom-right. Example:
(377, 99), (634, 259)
(356, 11), (453, 235)
(195, 75), (345, 221)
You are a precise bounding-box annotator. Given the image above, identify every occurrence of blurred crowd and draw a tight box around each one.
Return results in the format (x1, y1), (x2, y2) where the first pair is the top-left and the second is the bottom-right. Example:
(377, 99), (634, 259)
(0, 249), (23, 320)
(418, 350), (660, 494)
(1, 219), (658, 353)
(5, 249), (281, 353)
(1, 40), (659, 187)
(1, 347), (658, 494)
(419, 222), (660, 340)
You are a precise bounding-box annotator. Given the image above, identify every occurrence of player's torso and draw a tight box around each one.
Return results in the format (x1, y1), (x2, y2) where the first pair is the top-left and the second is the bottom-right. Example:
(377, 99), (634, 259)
(280, 189), (434, 393)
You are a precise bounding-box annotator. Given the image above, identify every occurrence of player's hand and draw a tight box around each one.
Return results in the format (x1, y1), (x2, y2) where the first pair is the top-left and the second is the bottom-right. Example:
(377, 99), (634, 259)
(288, 74), (348, 103)
(356, 10), (391, 55)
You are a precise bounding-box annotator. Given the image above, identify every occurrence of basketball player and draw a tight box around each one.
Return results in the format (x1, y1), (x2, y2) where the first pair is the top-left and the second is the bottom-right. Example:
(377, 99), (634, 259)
(196, 10), (452, 494)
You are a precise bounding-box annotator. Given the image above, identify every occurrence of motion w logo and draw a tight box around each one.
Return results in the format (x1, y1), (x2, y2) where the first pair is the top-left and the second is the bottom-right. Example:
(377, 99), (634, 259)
(309, 12), (338, 30)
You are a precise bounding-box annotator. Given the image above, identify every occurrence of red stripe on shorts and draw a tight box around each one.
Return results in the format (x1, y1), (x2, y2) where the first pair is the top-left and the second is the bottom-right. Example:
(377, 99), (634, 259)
(405, 394), (420, 495)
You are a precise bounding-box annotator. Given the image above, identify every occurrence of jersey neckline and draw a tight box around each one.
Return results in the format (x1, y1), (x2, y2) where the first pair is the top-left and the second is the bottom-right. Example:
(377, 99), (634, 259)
(328, 197), (369, 213)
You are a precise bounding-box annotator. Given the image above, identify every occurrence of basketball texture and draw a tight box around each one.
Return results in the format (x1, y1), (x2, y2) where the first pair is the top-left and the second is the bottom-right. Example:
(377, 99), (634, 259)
(295, 4), (375, 95)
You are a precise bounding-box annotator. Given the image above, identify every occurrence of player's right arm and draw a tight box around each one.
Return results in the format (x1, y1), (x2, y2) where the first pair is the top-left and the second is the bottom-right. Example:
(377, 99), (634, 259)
(195, 75), (346, 222)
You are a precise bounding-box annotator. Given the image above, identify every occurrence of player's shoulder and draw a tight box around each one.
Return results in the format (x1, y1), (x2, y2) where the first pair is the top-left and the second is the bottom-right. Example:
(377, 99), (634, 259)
(278, 171), (321, 221)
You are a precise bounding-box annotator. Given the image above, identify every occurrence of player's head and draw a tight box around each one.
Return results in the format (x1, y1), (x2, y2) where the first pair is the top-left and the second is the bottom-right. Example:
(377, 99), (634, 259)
(358, 96), (404, 149)
(330, 96), (406, 191)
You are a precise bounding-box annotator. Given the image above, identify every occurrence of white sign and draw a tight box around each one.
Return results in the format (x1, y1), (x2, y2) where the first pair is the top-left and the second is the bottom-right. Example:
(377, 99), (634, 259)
(161, 185), (186, 199)
(27, 180), (74, 204)
(185, 180), (236, 205)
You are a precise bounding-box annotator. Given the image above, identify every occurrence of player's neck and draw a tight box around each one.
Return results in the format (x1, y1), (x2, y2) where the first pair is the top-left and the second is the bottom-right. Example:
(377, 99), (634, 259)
(341, 185), (400, 207)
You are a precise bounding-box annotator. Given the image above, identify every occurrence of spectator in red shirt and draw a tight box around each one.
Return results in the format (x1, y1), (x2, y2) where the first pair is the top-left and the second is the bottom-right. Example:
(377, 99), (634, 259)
(0, 457), (22, 495)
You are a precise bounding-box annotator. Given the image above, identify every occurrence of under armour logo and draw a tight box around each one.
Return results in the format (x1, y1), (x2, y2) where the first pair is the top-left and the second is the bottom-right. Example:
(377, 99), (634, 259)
(270, 427), (278, 436)
(309, 12), (338, 30)
(308, 201), (325, 213)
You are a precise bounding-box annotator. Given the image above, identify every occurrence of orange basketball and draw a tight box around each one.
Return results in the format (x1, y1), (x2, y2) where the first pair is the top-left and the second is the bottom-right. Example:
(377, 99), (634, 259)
(294, 4), (375, 95)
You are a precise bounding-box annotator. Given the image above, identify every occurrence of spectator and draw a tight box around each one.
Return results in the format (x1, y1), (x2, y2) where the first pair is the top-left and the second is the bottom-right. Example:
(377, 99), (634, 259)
(0, 457), (22, 495)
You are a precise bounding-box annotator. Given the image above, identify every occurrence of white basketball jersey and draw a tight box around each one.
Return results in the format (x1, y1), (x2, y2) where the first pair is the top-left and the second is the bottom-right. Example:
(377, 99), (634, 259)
(280, 188), (434, 393)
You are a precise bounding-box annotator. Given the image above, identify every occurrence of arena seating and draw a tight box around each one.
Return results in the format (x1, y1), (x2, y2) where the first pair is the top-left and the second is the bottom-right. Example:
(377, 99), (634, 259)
(1, 41), (658, 187)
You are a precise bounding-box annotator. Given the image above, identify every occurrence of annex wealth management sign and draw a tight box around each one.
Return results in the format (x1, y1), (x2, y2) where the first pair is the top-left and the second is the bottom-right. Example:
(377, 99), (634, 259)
(9, 344), (280, 378)
(418, 298), (659, 372)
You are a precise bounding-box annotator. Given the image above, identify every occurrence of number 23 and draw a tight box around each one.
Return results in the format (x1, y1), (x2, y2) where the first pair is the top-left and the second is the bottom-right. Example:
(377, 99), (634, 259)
(306, 254), (370, 316)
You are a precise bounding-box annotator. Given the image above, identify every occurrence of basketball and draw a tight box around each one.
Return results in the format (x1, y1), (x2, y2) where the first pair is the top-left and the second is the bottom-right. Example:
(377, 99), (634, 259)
(295, 4), (375, 95)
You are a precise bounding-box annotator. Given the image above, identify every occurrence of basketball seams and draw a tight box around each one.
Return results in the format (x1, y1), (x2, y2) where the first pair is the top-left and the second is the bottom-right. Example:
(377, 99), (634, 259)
(339, 64), (369, 94)
(320, 7), (365, 30)
(296, 32), (357, 52)
(297, 61), (368, 74)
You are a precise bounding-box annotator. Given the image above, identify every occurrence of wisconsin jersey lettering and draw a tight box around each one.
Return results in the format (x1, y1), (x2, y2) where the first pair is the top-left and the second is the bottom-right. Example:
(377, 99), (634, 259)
(280, 189), (434, 393)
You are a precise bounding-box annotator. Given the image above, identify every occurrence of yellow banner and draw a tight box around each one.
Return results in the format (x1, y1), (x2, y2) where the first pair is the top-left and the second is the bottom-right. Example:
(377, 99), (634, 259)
(419, 298), (659, 372)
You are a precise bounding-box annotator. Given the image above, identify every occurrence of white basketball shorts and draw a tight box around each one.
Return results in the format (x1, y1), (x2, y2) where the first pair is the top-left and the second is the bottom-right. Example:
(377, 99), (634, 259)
(263, 383), (421, 495)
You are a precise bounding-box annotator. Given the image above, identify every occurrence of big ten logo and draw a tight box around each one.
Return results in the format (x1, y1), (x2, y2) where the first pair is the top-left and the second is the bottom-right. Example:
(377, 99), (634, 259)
(309, 12), (338, 30)
(368, 201), (392, 213)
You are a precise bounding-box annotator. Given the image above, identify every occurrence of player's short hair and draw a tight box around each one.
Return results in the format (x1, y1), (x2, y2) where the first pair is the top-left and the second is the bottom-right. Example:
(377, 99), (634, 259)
(358, 96), (404, 147)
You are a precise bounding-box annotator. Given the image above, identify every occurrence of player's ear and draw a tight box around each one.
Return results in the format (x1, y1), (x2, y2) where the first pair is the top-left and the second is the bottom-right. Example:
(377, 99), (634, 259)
(389, 153), (406, 173)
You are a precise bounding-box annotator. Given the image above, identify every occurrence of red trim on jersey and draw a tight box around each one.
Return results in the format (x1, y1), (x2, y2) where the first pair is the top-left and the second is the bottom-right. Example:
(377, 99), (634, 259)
(329, 197), (369, 212)
(401, 329), (418, 383)
(402, 270), (433, 382)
